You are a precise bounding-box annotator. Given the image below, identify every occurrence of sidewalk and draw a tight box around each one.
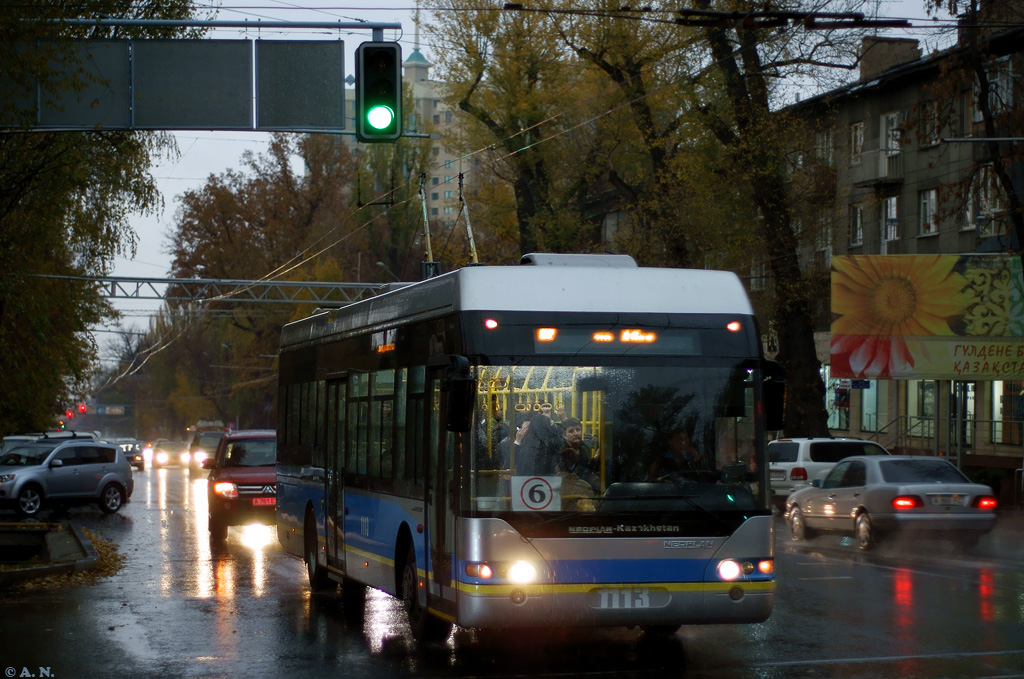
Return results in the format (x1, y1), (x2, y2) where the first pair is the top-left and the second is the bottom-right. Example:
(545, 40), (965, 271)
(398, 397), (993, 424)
(0, 519), (98, 587)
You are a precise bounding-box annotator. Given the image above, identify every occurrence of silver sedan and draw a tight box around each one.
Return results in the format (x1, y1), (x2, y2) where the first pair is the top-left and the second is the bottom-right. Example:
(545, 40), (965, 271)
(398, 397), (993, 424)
(785, 455), (997, 551)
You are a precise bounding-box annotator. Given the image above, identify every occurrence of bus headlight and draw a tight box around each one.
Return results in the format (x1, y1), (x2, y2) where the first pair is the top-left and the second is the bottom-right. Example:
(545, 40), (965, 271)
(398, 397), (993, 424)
(717, 559), (742, 581)
(507, 561), (537, 584)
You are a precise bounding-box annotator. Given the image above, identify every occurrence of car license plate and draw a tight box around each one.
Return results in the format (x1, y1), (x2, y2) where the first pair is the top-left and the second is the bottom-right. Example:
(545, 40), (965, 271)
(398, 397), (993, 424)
(252, 497), (276, 506)
(929, 494), (965, 506)
(770, 470), (785, 481)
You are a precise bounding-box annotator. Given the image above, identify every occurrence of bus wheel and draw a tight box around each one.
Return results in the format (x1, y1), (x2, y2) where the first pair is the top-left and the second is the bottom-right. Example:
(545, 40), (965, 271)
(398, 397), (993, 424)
(305, 512), (331, 591)
(402, 544), (450, 643)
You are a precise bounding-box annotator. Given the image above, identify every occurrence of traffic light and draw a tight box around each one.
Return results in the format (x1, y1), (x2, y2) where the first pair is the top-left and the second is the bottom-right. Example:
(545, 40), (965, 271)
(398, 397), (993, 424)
(77, 402), (87, 414)
(355, 42), (402, 142)
(65, 409), (74, 419)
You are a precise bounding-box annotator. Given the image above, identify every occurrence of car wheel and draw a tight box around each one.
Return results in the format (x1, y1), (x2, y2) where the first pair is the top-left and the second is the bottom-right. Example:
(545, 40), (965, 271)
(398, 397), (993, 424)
(401, 543), (451, 643)
(855, 512), (877, 551)
(209, 517), (228, 541)
(789, 506), (815, 541)
(99, 483), (125, 513)
(17, 484), (44, 517)
(305, 512), (331, 591)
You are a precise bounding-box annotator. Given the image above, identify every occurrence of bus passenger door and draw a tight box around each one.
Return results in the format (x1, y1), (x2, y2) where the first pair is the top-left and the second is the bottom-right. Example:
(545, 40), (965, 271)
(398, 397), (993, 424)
(326, 378), (346, 573)
(425, 369), (457, 619)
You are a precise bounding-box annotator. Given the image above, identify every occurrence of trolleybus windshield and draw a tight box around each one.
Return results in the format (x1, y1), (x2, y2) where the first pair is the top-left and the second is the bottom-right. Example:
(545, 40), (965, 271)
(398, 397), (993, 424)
(468, 361), (766, 517)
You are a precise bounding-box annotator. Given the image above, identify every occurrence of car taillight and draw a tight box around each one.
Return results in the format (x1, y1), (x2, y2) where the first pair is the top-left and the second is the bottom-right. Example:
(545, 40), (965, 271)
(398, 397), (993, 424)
(892, 495), (924, 510)
(789, 468), (807, 481)
(213, 482), (238, 498)
(973, 496), (998, 510)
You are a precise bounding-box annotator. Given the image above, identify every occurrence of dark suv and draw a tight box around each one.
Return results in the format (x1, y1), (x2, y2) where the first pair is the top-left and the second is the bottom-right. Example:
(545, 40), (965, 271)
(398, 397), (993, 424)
(0, 439), (134, 516)
(203, 430), (276, 541)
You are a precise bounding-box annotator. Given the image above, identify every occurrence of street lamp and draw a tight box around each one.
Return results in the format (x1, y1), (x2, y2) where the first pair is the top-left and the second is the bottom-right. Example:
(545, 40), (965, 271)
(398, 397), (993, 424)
(376, 261), (401, 282)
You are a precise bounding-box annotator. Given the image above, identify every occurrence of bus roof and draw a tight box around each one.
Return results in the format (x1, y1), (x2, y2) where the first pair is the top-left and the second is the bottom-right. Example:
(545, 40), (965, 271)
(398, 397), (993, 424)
(281, 263), (752, 349)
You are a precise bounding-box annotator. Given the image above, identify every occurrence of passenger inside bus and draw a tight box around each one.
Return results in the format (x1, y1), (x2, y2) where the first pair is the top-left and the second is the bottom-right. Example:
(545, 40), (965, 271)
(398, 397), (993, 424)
(647, 426), (710, 481)
(512, 402), (563, 476)
(555, 418), (599, 493)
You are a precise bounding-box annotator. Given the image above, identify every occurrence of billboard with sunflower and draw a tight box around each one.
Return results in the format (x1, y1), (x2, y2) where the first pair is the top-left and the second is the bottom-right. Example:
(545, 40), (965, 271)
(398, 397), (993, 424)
(830, 255), (1024, 380)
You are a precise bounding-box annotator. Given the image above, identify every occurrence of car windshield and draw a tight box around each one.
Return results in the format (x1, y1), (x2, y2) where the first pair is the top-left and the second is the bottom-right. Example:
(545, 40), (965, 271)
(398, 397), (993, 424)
(467, 362), (768, 516)
(808, 441), (888, 462)
(0, 444), (54, 466)
(222, 439), (276, 467)
(879, 458), (968, 484)
(196, 432), (223, 448)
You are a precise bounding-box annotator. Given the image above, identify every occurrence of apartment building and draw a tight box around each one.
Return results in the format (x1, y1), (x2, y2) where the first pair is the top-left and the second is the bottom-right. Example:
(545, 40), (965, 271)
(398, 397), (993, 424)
(787, 22), (1024, 486)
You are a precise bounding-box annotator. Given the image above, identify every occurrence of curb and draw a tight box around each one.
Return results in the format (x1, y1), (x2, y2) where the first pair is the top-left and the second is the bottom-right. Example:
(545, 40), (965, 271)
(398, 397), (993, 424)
(0, 520), (98, 588)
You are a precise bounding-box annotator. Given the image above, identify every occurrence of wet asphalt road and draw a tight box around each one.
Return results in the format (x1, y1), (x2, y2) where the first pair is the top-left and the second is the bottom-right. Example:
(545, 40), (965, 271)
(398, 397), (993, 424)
(1, 467), (1024, 679)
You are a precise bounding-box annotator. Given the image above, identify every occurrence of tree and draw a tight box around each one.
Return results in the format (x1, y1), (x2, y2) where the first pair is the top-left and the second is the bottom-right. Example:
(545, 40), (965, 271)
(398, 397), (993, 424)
(0, 1), (198, 435)
(426, 1), (618, 254)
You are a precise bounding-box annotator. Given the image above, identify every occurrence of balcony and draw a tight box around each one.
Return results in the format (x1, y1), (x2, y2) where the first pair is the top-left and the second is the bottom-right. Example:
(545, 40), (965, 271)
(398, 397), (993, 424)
(850, 149), (904, 188)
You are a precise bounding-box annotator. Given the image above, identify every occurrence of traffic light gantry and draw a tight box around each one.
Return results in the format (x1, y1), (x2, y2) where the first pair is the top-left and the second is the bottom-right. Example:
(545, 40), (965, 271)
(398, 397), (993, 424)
(355, 41), (402, 143)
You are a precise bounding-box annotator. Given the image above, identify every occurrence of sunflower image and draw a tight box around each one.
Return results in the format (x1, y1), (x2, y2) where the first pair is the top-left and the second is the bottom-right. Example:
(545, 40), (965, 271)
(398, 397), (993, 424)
(830, 255), (969, 378)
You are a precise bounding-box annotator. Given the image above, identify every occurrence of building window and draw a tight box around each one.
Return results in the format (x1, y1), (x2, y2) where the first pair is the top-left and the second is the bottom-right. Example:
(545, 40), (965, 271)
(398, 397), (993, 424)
(816, 214), (832, 271)
(445, 111), (454, 123)
(919, 100), (940, 147)
(975, 56), (1013, 121)
(991, 380), (1024, 446)
(906, 380), (936, 439)
(881, 196), (899, 253)
(433, 99), (439, 109)
(815, 129), (834, 165)
(849, 121), (864, 165)
(430, 207), (438, 216)
(882, 112), (901, 156)
(443, 190), (453, 199)
(443, 159), (453, 169)
(431, 148), (439, 157)
(822, 365), (850, 431)
(431, 192), (439, 201)
(444, 175), (453, 183)
(859, 380), (888, 432)
(919, 188), (938, 236)
(432, 114), (440, 124)
(966, 163), (1006, 234)
(443, 205), (453, 215)
(848, 204), (863, 246)
(432, 176), (439, 185)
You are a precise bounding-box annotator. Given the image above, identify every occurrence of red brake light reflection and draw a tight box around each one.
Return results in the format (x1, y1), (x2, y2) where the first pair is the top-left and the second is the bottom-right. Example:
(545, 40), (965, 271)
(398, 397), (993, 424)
(484, 318), (498, 330)
(726, 320), (742, 332)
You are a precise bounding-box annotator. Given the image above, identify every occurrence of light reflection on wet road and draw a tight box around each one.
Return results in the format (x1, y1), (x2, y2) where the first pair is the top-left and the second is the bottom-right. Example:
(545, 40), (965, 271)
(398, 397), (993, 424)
(1, 468), (1023, 679)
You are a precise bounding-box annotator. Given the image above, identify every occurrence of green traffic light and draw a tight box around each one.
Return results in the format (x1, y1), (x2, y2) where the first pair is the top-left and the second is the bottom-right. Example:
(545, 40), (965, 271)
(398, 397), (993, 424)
(367, 104), (395, 130)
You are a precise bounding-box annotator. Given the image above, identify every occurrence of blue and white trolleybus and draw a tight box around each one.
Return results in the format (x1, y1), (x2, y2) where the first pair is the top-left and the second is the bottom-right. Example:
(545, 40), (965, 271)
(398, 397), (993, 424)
(276, 254), (784, 640)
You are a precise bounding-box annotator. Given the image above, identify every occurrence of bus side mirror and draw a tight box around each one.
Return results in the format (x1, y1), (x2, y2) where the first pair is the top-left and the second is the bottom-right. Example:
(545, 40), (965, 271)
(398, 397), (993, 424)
(763, 360), (786, 431)
(444, 356), (476, 433)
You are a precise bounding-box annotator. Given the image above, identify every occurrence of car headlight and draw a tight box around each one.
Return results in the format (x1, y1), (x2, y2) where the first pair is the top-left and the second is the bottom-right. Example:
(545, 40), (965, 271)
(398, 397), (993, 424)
(155, 451), (168, 465)
(213, 482), (238, 498)
(0, 473), (15, 483)
(193, 451), (208, 464)
(180, 452), (191, 465)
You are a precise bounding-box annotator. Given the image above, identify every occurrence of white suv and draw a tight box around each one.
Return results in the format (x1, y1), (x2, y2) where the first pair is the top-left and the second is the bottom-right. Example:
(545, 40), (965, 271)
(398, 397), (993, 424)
(768, 437), (890, 509)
